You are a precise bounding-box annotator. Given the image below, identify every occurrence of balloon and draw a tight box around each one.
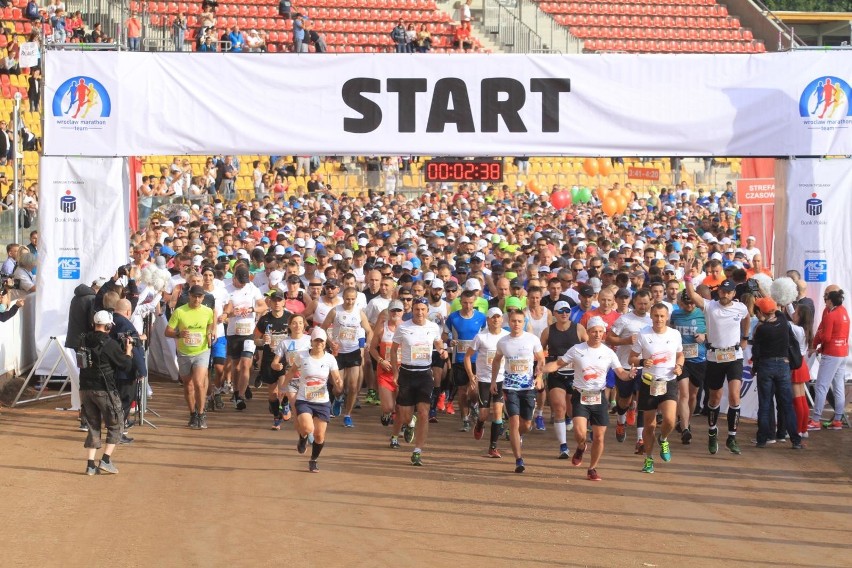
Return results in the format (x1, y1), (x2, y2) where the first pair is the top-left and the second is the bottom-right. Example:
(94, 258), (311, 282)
(602, 196), (618, 217)
(597, 158), (613, 177)
(596, 186), (608, 201)
(527, 179), (542, 195)
(582, 157), (599, 176)
(576, 187), (592, 204)
(550, 190), (572, 210)
(615, 194), (628, 214)
(620, 187), (633, 200)
(571, 185), (580, 201)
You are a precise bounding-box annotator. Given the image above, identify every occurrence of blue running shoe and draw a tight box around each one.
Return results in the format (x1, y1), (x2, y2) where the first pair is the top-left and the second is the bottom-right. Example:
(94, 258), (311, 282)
(534, 415), (546, 431)
(514, 458), (525, 473)
(331, 396), (343, 418)
(343, 415), (354, 428)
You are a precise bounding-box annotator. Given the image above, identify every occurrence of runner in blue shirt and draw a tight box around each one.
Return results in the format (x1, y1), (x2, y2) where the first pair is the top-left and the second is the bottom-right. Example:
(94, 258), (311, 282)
(669, 289), (707, 445)
(444, 290), (487, 429)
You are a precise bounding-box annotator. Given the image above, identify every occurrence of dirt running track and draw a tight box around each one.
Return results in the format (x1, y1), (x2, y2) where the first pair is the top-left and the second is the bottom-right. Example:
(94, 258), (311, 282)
(0, 380), (849, 568)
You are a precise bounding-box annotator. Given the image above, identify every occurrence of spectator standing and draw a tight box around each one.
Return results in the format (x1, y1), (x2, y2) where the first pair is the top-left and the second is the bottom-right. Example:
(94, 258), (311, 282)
(405, 23), (416, 53)
(228, 25), (245, 52)
(27, 68), (40, 112)
(292, 14), (307, 53)
(415, 24), (431, 53)
(173, 12), (187, 51)
(126, 12), (141, 51)
(390, 19), (406, 53)
(51, 9), (67, 44)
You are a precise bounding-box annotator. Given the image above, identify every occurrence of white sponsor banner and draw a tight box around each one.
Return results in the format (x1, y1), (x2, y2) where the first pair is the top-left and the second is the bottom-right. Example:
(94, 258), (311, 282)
(784, 158), (852, 375)
(43, 51), (852, 157)
(35, 157), (129, 375)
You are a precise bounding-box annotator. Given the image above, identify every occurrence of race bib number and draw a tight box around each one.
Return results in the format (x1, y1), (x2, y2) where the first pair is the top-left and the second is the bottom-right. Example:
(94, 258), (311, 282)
(683, 343), (698, 359)
(508, 358), (530, 374)
(270, 333), (287, 349)
(457, 340), (473, 353)
(184, 331), (203, 347)
(242, 340), (257, 354)
(338, 327), (357, 342)
(304, 379), (326, 401)
(486, 349), (496, 367)
(714, 347), (735, 363)
(650, 379), (668, 397)
(235, 321), (254, 336)
(580, 390), (602, 405)
(411, 343), (431, 361)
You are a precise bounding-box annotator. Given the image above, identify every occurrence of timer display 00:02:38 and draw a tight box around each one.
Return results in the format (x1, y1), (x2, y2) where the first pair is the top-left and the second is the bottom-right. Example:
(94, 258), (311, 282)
(423, 160), (504, 183)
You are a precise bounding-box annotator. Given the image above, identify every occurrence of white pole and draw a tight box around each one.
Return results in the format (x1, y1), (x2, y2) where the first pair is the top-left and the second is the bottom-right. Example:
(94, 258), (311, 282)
(12, 91), (21, 246)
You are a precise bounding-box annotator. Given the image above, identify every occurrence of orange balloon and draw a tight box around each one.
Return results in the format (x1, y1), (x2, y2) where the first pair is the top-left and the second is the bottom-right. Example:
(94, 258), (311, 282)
(615, 194), (628, 214)
(602, 196), (618, 217)
(582, 157), (599, 177)
(596, 186), (608, 201)
(597, 158), (613, 177)
(620, 187), (633, 200)
(527, 179), (541, 194)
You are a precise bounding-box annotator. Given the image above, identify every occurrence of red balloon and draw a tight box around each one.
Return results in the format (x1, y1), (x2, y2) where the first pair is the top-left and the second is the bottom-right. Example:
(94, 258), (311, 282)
(550, 190), (572, 210)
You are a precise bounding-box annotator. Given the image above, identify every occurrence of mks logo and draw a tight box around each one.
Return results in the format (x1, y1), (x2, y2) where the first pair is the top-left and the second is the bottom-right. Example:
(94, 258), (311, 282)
(799, 76), (851, 121)
(804, 259), (828, 283)
(58, 257), (81, 280)
(51, 76), (111, 130)
(805, 192), (822, 216)
(60, 189), (77, 213)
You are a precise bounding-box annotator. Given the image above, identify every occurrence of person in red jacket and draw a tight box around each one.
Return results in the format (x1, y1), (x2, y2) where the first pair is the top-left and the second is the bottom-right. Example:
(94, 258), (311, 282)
(808, 285), (849, 431)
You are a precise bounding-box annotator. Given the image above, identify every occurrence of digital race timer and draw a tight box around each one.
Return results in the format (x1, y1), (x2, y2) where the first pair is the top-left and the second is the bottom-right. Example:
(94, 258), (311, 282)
(423, 158), (504, 183)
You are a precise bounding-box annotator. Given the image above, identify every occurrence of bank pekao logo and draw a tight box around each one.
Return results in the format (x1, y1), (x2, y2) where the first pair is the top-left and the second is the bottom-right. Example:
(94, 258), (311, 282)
(799, 77), (851, 129)
(60, 189), (77, 213)
(51, 76), (111, 131)
(805, 192), (822, 216)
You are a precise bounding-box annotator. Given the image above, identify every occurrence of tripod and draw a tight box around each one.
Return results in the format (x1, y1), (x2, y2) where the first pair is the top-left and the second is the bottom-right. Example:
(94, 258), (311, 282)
(135, 314), (160, 429)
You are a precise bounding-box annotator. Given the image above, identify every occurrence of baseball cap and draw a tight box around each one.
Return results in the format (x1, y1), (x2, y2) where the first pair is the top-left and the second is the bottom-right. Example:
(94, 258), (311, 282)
(93, 310), (113, 326)
(719, 279), (737, 292)
(267, 289), (285, 300)
(504, 297), (524, 311)
(310, 327), (328, 341)
(510, 278), (524, 289)
(305, 256), (318, 265)
(388, 299), (404, 312)
(188, 285), (206, 296)
(431, 278), (444, 289)
(444, 280), (459, 291)
(553, 300), (571, 312)
(586, 316), (607, 331)
(754, 297), (777, 314)
(615, 288), (632, 299)
(486, 307), (503, 318)
(578, 284), (595, 298)
(402, 261), (414, 271)
(588, 277), (602, 293)
(464, 279), (481, 292)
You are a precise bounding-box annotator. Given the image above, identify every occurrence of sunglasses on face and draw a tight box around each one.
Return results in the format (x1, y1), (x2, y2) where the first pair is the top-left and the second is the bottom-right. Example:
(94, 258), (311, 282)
(400, 297), (413, 302)
(555, 309), (571, 315)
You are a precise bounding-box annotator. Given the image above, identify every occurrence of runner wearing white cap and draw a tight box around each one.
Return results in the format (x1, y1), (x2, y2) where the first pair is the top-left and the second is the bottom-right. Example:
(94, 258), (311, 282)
(466, 307), (509, 457)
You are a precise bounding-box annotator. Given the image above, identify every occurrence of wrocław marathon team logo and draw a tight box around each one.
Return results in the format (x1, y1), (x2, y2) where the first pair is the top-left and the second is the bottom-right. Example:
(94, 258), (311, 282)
(51, 76), (112, 131)
(799, 76), (851, 130)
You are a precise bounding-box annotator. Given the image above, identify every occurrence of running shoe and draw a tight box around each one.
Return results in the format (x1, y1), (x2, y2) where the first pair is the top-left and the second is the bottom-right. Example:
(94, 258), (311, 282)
(534, 415), (546, 431)
(224, 381), (233, 394)
(297, 435), (308, 455)
(626, 403), (637, 426)
(97, 460), (119, 475)
(213, 392), (224, 410)
(487, 447), (502, 458)
(436, 393), (446, 412)
(309, 460), (319, 473)
(272, 418), (282, 430)
(78, 420), (89, 432)
(331, 396), (343, 418)
(390, 436), (400, 449)
(587, 468), (602, 481)
(634, 440), (644, 455)
(85, 465), (97, 476)
(659, 438), (671, 462)
(726, 435), (741, 455)
(752, 439), (767, 448)
(205, 397), (214, 413)
(776, 433), (788, 443)
(281, 402), (292, 421)
(119, 434), (134, 445)
(411, 451), (423, 466)
(371, 389), (381, 405)
(461, 419), (471, 432)
(428, 408), (438, 423)
(558, 443), (570, 459)
(826, 420), (844, 430)
(473, 421), (484, 441)
(791, 442), (805, 450)
(403, 424), (415, 444)
(806, 419), (822, 431)
(446, 401), (456, 415)
(681, 427), (692, 445)
(642, 456), (655, 474)
(615, 422), (626, 443)
(364, 390), (375, 405)
(254, 376), (263, 389)
(565, 418), (573, 432)
(189, 413), (201, 429)
(571, 445), (585, 466)
(800, 430), (809, 439)
(380, 413), (392, 426)
(708, 431), (719, 454)
(244, 387), (253, 400)
(343, 416), (354, 428)
(470, 403), (480, 423)
(514, 458), (525, 473)
(235, 397), (247, 411)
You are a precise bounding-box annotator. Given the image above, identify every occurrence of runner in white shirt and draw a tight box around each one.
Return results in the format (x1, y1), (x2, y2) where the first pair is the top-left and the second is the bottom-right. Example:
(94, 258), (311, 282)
(465, 308), (509, 458)
(369, 300), (405, 442)
(630, 304), (684, 474)
(322, 286), (372, 427)
(284, 327), (342, 473)
(390, 298), (446, 466)
(363, 275), (395, 407)
(685, 275), (749, 456)
(312, 279), (342, 329)
(490, 310), (546, 474)
(607, 289), (652, 452)
(223, 265), (266, 410)
(202, 266), (229, 409)
(271, 314), (311, 423)
(545, 316), (634, 482)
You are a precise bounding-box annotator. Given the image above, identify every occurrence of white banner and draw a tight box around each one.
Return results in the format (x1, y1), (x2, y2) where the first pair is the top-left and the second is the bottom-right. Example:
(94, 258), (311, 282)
(35, 157), (129, 375)
(43, 51), (852, 157)
(784, 157), (852, 375)
(19, 42), (39, 69)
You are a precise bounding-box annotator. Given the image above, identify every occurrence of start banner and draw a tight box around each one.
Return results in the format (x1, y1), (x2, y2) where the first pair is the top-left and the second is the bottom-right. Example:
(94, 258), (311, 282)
(43, 51), (852, 157)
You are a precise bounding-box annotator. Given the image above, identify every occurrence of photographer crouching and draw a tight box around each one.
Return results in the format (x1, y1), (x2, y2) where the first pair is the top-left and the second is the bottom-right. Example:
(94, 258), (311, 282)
(78, 310), (134, 475)
(110, 299), (147, 444)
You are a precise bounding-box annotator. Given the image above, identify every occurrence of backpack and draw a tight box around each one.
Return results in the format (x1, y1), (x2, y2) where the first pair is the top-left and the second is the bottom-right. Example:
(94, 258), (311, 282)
(787, 323), (803, 370)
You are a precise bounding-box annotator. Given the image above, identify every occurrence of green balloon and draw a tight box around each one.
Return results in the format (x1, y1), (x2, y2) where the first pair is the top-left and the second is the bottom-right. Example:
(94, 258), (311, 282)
(577, 187), (592, 203)
(571, 186), (580, 201)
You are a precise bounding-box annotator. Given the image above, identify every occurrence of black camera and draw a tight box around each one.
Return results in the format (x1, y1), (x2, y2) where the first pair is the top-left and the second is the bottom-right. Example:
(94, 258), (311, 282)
(118, 332), (140, 348)
(746, 278), (761, 293)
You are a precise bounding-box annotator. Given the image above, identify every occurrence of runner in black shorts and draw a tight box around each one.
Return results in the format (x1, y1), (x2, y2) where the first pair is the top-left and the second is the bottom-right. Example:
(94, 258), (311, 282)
(254, 290), (291, 430)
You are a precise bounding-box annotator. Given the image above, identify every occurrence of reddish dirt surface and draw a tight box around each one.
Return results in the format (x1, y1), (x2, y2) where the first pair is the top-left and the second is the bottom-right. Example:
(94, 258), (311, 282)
(0, 379), (849, 567)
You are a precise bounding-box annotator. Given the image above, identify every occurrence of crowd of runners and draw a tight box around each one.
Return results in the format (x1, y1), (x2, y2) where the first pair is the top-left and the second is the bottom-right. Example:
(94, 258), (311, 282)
(103, 180), (848, 478)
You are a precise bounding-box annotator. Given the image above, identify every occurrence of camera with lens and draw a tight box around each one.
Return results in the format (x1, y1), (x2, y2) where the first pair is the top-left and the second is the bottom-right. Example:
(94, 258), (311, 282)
(746, 278), (761, 294)
(118, 331), (140, 348)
